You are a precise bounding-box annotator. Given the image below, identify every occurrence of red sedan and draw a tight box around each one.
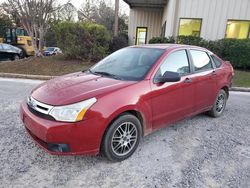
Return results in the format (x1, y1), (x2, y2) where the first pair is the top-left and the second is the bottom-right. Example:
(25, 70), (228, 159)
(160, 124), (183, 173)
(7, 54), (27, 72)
(20, 44), (234, 161)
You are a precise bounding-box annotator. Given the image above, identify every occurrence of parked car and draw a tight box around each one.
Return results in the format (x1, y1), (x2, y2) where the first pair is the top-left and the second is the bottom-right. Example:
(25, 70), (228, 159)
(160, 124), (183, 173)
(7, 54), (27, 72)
(0, 43), (22, 61)
(20, 44), (234, 161)
(43, 47), (62, 56)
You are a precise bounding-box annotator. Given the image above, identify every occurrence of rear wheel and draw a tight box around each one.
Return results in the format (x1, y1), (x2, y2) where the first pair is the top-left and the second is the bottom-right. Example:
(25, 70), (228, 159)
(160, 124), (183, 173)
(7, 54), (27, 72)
(102, 114), (142, 162)
(208, 89), (227, 117)
(20, 48), (27, 58)
(12, 54), (20, 61)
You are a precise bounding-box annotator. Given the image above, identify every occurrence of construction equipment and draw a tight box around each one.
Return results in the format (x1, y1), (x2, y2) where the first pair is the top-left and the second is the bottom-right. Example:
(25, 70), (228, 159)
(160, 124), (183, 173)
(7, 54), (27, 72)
(0, 27), (35, 57)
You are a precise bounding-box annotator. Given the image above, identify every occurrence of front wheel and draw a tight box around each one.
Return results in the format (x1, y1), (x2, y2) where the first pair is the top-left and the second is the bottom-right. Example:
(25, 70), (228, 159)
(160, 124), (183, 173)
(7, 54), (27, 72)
(101, 114), (142, 162)
(208, 89), (227, 118)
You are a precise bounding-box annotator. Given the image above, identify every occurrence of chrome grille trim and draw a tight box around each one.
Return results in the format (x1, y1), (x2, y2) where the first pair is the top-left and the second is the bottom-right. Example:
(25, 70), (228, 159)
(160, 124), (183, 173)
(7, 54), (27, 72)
(27, 96), (53, 115)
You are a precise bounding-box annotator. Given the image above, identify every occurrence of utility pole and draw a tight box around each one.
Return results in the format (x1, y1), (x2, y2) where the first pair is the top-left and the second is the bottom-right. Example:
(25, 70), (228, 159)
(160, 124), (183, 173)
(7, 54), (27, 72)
(114, 0), (119, 36)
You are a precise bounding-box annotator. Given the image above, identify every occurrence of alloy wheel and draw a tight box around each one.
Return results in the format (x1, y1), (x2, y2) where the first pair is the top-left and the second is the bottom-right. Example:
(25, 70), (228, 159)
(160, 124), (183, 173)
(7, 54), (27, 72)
(111, 122), (138, 156)
(215, 93), (225, 113)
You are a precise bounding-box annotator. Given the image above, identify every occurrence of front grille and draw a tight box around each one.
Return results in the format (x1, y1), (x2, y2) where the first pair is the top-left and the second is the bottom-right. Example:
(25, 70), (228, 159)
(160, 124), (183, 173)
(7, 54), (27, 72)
(27, 105), (56, 121)
(27, 96), (55, 121)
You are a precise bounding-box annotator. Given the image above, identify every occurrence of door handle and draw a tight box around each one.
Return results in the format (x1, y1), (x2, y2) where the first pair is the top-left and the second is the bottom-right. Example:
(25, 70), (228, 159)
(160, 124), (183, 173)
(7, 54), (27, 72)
(183, 77), (192, 83)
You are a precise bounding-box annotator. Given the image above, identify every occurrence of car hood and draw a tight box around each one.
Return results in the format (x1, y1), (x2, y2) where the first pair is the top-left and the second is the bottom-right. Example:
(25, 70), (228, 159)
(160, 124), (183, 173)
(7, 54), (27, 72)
(31, 72), (136, 106)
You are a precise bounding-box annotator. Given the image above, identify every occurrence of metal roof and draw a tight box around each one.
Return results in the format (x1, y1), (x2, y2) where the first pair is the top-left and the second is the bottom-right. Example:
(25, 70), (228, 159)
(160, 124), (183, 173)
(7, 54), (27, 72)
(123, 0), (168, 8)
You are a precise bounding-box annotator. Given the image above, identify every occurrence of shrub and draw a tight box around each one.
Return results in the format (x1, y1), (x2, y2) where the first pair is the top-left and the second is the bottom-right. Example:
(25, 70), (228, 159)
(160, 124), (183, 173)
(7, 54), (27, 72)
(217, 39), (250, 69)
(149, 35), (250, 70)
(149, 36), (175, 44)
(109, 34), (128, 53)
(54, 21), (111, 61)
(85, 23), (111, 61)
(176, 35), (204, 46)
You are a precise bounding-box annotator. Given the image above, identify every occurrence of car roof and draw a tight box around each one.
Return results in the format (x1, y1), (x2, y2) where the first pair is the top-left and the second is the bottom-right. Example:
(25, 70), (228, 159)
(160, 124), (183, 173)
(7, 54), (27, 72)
(131, 43), (206, 51)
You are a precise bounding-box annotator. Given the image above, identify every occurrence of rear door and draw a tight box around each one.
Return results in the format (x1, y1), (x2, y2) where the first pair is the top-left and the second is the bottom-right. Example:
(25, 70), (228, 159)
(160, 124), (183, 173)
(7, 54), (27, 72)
(2, 44), (14, 59)
(150, 49), (195, 130)
(188, 49), (217, 112)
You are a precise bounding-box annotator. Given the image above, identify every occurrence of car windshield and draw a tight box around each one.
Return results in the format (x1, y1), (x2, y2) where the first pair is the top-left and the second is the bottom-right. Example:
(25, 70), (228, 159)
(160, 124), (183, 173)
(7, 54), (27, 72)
(46, 47), (55, 52)
(89, 47), (165, 81)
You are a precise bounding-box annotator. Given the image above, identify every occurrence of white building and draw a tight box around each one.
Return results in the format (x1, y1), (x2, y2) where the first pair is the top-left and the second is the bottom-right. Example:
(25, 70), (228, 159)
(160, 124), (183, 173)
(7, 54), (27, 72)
(124, 0), (250, 45)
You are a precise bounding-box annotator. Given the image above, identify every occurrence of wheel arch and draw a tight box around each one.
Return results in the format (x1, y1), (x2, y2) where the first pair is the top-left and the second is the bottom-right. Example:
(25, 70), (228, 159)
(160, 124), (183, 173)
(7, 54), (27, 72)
(221, 85), (229, 98)
(99, 109), (146, 153)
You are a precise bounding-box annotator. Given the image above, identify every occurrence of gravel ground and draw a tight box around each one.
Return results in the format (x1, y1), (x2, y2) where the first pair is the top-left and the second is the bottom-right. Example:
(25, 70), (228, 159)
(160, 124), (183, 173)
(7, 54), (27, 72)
(0, 78), (249, 188)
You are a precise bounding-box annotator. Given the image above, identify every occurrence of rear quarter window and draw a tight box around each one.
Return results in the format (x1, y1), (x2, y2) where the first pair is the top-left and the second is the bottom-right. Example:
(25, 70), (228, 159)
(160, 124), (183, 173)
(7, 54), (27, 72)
(211, 55), (222, 68)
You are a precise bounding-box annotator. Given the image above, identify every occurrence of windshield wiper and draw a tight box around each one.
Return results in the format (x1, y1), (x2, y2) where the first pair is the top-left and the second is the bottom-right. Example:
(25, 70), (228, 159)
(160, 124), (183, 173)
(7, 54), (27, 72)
(93, 71), (122, 80)
(85, 68), (94, 73)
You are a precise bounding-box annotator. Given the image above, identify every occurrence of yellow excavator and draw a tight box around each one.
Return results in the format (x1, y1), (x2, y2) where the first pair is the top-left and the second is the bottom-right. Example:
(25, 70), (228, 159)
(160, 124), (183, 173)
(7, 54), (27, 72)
(0, 27), (35, 57)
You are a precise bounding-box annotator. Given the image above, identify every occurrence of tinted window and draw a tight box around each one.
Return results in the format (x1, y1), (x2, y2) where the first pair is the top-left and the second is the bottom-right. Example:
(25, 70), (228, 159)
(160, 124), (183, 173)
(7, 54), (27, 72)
(157, 50), (190, 76)
(211, 55), (222, 68)
(46, 47), (55, 52)
(190, 50), (212, 71)
(2, 44), (11, 50)
(90, 47), (165, 81)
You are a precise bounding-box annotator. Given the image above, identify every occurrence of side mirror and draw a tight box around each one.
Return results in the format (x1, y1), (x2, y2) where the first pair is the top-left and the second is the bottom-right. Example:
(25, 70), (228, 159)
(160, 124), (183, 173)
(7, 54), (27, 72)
(155, 71), (181, 83)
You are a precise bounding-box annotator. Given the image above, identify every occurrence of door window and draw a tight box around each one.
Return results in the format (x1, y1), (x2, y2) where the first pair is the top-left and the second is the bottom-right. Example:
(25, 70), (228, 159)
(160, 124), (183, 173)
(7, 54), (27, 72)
(136, 27), (147, 45)
(157, 50), (190, 77)
(190, 50), (212, 72)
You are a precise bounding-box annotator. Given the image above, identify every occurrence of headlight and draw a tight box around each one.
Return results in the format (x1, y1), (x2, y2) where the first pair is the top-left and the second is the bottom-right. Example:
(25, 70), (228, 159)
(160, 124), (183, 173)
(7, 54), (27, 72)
(49, 97), (97, 122)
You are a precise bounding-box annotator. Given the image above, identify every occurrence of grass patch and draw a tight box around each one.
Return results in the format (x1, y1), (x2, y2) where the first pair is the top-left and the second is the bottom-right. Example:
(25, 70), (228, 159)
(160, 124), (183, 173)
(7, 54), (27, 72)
(1, 57), (249, 88)
(0, 55), (95, 76)
(233, 70), (250, 88)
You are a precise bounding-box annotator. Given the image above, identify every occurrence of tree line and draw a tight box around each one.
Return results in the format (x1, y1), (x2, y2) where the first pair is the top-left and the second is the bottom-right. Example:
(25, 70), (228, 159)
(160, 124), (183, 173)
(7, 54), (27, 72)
(0, 0), (128, 57)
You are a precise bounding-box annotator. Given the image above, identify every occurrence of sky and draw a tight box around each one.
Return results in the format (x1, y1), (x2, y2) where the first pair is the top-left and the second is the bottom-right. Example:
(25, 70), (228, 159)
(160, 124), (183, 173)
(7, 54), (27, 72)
(0, 0), (130, 15)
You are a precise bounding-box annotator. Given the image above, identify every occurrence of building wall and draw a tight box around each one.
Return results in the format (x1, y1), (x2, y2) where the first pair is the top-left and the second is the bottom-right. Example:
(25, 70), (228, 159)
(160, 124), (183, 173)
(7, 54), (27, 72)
(164, 0), (250, 40)
(128, 8), (163, 45)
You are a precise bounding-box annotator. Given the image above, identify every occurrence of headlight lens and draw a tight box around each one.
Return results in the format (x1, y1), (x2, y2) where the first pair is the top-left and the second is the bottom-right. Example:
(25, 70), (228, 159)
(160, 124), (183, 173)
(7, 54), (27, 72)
(49, 97), (97, 122)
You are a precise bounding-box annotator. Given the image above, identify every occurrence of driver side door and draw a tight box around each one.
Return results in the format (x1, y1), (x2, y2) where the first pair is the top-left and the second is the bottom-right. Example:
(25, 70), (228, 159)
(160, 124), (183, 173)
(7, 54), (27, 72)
(150, 49), (195, 130)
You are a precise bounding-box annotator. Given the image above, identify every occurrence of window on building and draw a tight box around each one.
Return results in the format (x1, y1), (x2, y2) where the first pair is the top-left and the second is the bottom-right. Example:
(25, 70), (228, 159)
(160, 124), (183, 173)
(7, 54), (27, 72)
(178, 18), (202, 37)
(225, 20), (250, 39)
(190, 50), (212, 72)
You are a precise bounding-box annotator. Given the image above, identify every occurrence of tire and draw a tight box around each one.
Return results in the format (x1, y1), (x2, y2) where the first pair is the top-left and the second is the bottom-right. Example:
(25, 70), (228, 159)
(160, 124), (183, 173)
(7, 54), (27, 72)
(19, 48), (27, 58)
(101, 113), (142, 162)
(12, 54), (20, 61)
(208, 89), (227, 118)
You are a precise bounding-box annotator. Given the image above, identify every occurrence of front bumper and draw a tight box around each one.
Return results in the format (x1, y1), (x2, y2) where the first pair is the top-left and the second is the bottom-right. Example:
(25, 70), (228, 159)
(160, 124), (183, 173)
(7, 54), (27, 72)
(20, 101), (105, 155)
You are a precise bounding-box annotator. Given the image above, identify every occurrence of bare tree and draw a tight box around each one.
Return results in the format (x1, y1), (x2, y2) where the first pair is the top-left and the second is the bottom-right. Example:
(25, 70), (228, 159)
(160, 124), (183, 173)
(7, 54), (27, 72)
(78, 0), (127, 36)
(3, 0), (58, 56)
(58, 3), (77, 21)
(78, 0), (97, 22)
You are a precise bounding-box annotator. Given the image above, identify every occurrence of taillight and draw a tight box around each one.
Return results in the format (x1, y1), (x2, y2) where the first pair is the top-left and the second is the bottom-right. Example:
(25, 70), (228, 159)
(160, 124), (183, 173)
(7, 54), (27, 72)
(225, 61), (234, 76)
